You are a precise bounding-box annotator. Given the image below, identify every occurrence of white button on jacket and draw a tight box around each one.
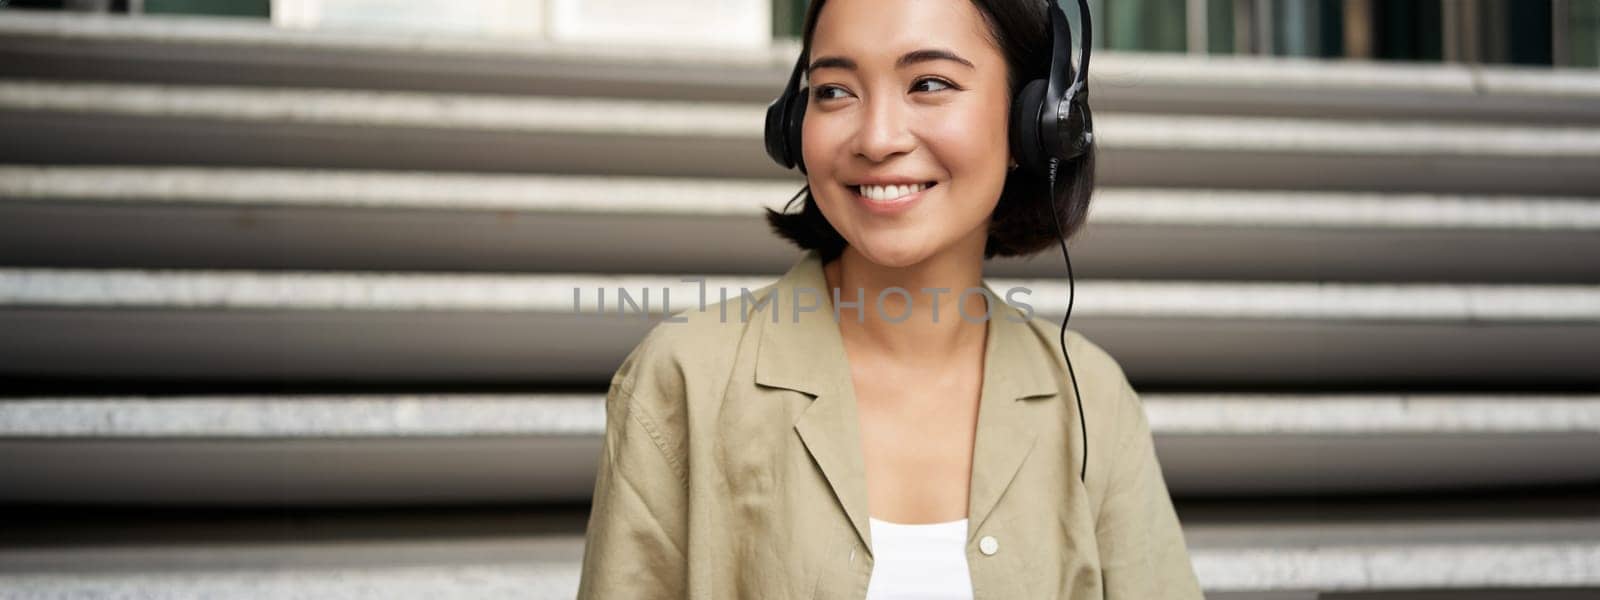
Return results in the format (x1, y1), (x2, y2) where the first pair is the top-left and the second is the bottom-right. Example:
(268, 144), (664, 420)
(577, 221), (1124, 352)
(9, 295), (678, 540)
(978, 536), (999, 556)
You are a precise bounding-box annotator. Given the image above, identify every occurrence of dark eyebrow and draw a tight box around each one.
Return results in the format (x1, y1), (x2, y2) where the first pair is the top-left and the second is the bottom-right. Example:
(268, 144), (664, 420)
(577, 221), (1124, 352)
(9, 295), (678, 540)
(807, 48), (975, 76)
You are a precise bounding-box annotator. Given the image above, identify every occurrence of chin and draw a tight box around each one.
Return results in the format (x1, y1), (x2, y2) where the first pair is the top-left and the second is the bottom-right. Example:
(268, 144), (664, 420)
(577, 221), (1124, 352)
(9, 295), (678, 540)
(848, 236), (938, 269)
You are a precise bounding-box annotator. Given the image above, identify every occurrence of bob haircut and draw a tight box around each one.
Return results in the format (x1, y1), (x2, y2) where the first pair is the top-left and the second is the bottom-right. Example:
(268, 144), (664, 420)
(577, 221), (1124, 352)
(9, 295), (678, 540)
(765, 0), (1097, 264)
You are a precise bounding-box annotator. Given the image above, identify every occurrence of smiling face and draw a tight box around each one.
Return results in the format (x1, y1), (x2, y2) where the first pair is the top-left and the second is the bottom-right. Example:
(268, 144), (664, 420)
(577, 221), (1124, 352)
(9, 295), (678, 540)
(802, 0), (1014, 268)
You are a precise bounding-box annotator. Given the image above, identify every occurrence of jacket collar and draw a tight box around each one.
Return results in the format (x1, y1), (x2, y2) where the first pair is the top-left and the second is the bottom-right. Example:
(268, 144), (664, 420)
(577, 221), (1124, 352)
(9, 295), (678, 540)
(753, 250), (1059, 555)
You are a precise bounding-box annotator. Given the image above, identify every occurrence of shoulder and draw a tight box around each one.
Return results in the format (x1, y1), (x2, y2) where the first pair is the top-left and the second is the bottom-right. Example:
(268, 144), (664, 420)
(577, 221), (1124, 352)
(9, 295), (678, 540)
(1020, 317), (1138, 403)
(1042, 325), (1124, 374)
(610, 280), (774, 411)
(603, 284), (772, 474)
(1018, 317), (1148, 465)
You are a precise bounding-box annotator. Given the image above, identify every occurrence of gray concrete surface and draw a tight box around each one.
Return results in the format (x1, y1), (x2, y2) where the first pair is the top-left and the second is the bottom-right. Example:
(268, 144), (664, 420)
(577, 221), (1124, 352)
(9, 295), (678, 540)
(1, 394), (1595, 501)
(5, 11), (1600, 124)
(5, 167), (1598, 282)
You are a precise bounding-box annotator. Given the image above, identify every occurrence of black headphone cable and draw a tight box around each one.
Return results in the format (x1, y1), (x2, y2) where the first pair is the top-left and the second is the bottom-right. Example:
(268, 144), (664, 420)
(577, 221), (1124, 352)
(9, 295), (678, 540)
(1047, 157), (1088, 484)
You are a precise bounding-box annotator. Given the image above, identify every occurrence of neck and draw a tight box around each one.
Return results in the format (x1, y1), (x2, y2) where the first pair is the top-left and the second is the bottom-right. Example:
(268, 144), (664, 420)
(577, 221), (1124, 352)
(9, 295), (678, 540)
(821, 238), (990, 368)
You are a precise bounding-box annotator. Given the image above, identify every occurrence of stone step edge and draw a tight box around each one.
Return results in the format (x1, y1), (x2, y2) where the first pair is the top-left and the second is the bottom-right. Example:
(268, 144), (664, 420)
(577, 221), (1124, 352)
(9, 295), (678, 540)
(2, 394), (1596, 437)
(4, 269), (1598, 322)
(4, 80), (1600, 157)
(4, 166), (1598, 231)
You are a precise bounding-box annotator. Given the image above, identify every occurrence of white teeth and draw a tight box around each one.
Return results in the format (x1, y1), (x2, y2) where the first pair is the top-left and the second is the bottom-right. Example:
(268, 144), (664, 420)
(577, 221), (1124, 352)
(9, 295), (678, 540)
(857, 182), (929, 202)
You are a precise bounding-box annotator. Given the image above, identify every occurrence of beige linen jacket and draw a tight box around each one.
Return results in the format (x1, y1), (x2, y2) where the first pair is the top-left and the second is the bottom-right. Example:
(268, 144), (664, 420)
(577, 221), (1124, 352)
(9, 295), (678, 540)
(576, 250), (1204, 599)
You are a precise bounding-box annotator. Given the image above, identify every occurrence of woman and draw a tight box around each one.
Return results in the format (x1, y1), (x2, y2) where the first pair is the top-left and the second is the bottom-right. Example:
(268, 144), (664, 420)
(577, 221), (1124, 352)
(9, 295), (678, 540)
(577, 0), (1203, 598)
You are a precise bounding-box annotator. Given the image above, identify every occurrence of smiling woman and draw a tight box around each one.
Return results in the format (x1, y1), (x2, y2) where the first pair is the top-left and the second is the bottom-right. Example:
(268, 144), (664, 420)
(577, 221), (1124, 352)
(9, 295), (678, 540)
(576, 1), (1203, 599)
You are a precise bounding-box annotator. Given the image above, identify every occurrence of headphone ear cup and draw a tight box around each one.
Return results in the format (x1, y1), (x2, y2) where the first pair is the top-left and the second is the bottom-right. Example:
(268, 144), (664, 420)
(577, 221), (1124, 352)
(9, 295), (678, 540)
(764, 93), (794, 169)
(763, 86), (809, 173)
(787, 89), (808, 174)
(761, 94), (787, 169)
(1009, 78), (1049, 176)
(1058, 92), (1094, 161)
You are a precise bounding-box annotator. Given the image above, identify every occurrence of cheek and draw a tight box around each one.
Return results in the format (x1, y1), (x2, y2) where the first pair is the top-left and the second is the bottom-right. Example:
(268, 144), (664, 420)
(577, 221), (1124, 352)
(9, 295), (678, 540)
(800, 114), (846, 179)
(931, 97), (1007, 166)
(922, 101), (1009, 205)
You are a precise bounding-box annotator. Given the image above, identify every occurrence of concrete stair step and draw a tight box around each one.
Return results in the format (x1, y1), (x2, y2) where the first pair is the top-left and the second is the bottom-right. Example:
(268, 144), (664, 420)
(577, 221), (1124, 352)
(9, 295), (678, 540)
(3, 81), (1599, 193)
(3, 12), (1599, 124)
(2, 268), (1596, 386)
(1179, 490), (1600, 594)
(0, 498), (1596, 597)
(3, 166), (1598, 283)
(1, 394), (1595, 502)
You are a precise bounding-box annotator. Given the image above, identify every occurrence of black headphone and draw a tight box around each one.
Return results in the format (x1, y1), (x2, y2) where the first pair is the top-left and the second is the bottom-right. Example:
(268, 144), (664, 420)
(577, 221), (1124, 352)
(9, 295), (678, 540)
(764, 0), (1096, 483)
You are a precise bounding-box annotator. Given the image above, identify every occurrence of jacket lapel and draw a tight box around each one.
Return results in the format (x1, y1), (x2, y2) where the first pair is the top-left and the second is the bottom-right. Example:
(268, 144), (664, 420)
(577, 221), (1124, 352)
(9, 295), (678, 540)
(967, 280), (1061, 539)
(754, 252), (874, 551)
(754, 252), (1061, 554)
(792, 388), (873, 552)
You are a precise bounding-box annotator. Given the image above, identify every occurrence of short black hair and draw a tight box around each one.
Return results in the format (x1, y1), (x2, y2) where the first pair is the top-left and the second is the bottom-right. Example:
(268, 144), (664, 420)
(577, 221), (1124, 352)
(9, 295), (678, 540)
(765, 0), (1097, 263)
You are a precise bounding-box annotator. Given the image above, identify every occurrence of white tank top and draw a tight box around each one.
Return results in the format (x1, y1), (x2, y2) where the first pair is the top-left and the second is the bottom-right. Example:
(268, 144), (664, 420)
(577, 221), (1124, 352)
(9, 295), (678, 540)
(864, 517), (974, 600)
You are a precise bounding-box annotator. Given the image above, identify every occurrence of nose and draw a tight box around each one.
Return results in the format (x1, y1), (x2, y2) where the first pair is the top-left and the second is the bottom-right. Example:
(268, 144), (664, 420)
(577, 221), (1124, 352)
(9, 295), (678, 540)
(851, 92), (917, 164)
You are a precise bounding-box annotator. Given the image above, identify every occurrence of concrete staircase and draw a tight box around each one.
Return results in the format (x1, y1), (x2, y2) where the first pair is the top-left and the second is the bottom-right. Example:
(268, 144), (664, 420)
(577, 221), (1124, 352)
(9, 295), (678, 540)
(1, 11), (1598, 599)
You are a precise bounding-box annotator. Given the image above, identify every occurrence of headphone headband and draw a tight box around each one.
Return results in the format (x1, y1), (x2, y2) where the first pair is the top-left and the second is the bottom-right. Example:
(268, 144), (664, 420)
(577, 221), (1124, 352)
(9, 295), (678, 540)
(1069, 0), (1092, 94)
(1045, 0), (1074, 115)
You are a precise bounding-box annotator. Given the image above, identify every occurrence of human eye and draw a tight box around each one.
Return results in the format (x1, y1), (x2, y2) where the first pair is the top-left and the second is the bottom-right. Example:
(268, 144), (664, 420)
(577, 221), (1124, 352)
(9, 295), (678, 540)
(812, 84), (851, 101)
(911, 77), (958, 93)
